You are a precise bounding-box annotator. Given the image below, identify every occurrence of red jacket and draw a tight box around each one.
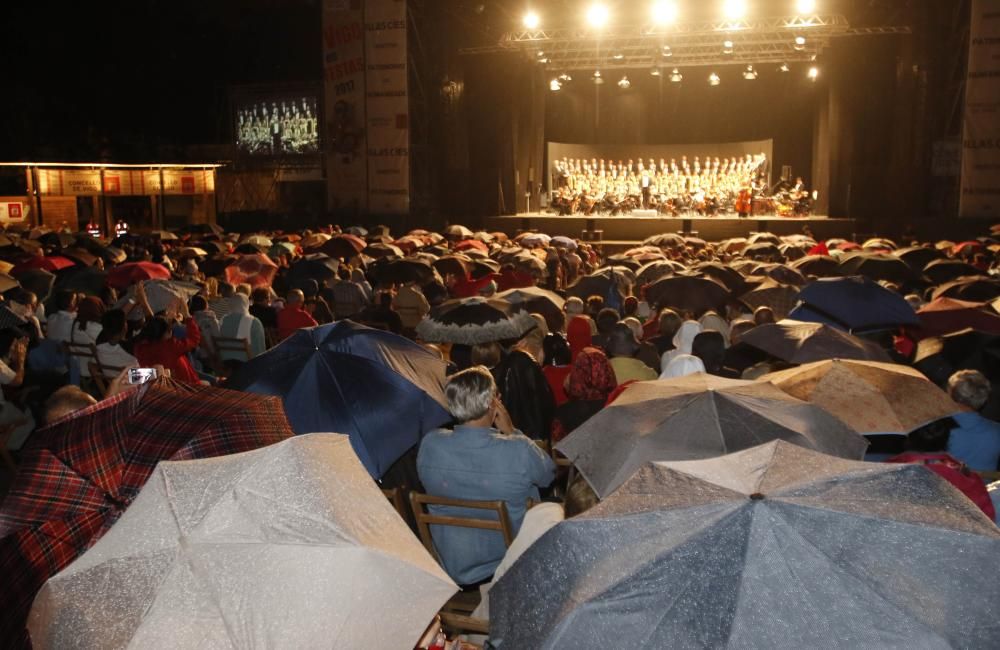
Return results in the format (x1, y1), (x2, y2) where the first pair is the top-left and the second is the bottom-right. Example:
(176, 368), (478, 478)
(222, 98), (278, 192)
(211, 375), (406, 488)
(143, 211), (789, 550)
(134, 317), (202, 385)
(887, 452), (995, 520)
(277, 305), (318, 341)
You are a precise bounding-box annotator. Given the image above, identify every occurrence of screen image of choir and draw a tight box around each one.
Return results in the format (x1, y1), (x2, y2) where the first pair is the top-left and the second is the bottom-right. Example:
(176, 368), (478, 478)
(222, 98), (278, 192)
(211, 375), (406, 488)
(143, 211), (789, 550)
(550, 153), (811, 217)
(236, 97), (320, 156)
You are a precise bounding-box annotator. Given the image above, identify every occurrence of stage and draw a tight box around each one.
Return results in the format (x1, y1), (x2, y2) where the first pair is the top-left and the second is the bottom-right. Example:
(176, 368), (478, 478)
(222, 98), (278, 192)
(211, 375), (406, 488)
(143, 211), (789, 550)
(484, 212), (859, 249)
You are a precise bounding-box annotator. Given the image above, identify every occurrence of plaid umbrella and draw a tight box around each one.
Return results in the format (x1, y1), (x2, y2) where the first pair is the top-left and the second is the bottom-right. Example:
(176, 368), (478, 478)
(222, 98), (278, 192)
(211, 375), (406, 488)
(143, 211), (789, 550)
(224, 253), (279, 288)
(106, 262), (171, 290)
(0, 378), (293, 647)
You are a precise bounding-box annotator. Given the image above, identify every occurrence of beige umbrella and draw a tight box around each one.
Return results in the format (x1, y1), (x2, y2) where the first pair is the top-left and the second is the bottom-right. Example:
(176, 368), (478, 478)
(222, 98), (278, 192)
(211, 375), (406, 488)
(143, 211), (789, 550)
(763, 359), (965, 434)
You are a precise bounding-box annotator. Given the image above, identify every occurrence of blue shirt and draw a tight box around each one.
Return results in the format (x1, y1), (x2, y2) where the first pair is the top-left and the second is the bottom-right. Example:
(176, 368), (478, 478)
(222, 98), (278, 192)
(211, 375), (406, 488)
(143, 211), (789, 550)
(948, 411), (1000, 472)
(416, 424), (555, 585)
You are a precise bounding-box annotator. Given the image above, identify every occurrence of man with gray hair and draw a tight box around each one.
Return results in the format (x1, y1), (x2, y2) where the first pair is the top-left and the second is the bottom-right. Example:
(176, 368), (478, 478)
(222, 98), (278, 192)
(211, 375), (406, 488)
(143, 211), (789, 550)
(417, 366), (555, 586)
(946, 369), (1000, 471)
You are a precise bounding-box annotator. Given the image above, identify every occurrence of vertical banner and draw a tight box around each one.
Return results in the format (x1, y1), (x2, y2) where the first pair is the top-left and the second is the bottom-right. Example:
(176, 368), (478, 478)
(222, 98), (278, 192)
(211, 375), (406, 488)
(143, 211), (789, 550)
(365, 0), (410, 214)
(961, 0), (1000, 217)
(323, 0), (369, 213)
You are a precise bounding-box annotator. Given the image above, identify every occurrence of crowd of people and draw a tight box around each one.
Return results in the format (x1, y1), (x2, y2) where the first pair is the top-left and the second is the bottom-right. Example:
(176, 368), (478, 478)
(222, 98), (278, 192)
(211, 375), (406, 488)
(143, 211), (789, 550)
(2, 218), (1000, 647)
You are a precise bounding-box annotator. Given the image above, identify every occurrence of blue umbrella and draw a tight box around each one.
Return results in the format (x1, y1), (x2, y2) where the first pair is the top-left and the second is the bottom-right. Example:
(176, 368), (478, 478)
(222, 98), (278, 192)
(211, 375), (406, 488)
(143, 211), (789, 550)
(792, 275), (918, 332)
(226, 321), (452, 478)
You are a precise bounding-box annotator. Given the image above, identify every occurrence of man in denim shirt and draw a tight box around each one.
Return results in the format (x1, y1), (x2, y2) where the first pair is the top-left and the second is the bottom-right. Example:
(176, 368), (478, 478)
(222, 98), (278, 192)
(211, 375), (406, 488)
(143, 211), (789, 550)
(417, 366), (555, 586)
(947, 370), (1000, 471)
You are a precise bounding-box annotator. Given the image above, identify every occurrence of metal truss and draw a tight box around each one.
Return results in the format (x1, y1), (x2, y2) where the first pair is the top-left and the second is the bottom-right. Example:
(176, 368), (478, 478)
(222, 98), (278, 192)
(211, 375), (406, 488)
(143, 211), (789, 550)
(461, 14), (911, 71)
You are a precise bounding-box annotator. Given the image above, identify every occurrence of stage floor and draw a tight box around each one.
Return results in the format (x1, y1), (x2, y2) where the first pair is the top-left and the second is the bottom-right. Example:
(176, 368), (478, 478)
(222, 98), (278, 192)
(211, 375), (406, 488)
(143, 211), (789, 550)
(484, 212), (859, 246)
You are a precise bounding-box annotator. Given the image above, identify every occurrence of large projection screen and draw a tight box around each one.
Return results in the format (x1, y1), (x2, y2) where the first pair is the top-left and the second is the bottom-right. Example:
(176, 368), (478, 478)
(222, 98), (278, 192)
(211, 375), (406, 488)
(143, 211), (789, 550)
(546, 139), (774, 191)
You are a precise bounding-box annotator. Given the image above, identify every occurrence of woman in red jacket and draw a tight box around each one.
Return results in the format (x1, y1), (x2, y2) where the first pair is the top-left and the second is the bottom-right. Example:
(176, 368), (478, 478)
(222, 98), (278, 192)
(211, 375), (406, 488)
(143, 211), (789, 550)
(133, 297), (202, 385)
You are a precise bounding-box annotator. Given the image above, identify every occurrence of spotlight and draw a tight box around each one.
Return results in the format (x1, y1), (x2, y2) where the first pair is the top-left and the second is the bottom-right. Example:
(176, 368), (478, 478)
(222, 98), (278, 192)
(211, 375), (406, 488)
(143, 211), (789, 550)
(661, 45), (673, 57)
(796, 0), (816, 14)
(650, 67), (662, 77)
(708, 72), (721, 86)
(522, 11), (540, 29)
(586, 3), (610, 29)
(651, 1), (679, 25)
(670, 68), (683, 82)
(794, 36), (806, 51)
(742, 65), (758, 80)
(558, 73), (573, 81)
(550, 78), (562, 91)
(723, 40), (734, 55)
(612, 52), (625, 60)
(537, 57), (550, 64)
(722, 0), (748, 20)
(618, 75), (631, 89)
(593, 70), (605, 84)
(808, 66), (819, 81)
(779, 63), (790, 72)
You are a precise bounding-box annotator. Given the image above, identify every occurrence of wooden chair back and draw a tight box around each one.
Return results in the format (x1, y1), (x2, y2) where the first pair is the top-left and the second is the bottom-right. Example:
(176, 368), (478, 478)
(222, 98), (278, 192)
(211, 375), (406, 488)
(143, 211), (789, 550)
(408, 492), (515, 565)
(381, 487), (408, 521)
(212, 336), (252, 375)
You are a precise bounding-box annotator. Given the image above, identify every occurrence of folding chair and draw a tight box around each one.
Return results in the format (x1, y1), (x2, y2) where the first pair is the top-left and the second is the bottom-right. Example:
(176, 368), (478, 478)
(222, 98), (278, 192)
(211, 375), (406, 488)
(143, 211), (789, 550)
(65, 341), (99, 386)
(211, 336), (252, 375)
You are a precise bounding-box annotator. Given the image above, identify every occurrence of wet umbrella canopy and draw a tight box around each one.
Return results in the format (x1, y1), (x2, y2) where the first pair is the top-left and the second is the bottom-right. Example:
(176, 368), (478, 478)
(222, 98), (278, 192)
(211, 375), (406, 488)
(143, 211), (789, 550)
(739, 320), (892, 364)
(791, 276), (919, 331)
(417, 297), (537, 346)
(555, 373), (866, 498)
(489, 441), (1000, 649)
(28, 434), (456, 650)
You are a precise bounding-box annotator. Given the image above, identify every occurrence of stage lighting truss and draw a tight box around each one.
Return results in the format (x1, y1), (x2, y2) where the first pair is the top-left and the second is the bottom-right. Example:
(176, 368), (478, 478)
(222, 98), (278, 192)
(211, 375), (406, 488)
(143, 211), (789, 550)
(461, 14), (910, 72)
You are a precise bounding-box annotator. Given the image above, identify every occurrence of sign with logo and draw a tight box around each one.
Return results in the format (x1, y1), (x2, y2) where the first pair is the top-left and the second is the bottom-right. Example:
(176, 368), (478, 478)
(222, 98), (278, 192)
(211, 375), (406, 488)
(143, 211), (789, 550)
(0, 202), (26, 222)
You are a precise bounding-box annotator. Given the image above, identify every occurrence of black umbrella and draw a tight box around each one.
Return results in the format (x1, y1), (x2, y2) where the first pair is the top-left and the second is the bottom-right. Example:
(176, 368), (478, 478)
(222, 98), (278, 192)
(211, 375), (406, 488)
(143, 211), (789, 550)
(496, 286), (565, 325)
(16, 269), (55, 302)
(55, 267), (108, 297)
(604, 255), (643, 272)
(645, 275), (731, 313)
(913, 328), (1000, 385)
(837, 252), (919, 286)
(688, 261), (747, 294)
(233, 243), (267, 255)
(491, 441), (1000, 649)
(789, 255), (840, 278)
(931, 276), (1000, 303)
(469, 258), (500, 279)
(751, 263), (808, 286)
(566, 267), (635, 301)
(742, 242), (783, 261)
(642, 233), (685, 248)
(747, 231), (781, 245)
(198, 255), (238, 278)
(289, 254), (340, 283)
(739, 319), (893, 364)
(431, 256), (469, 280)
(923, 259), (988, 284)
(416, 297), (536, 345)
(895, 246), (944, 271)
(635, 260), (677, 287)
(369, 258), (435, 286)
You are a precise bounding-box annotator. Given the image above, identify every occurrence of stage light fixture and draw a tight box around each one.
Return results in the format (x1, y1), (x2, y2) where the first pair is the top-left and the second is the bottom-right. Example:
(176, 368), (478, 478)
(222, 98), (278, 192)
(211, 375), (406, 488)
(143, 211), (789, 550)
(670, 68), (683, 82)
(743, 65), (758, 80)
(779, 62), (790, 72)
(794, 36), (806, 51)
(559, 73), (573, 81)
(651, 1), (679, 25)
(722, 0), (748, 20)
(650, 67), (662, 77)
(593, 70), (605, 84)
(661, 45), (673, 57)
(523, 11), (540, 29)
(808, 66), (819, 81)
(586, 3), (610, 29)
(612, 52), (625, 60)
(723, 40), (734, 55)
(550, 78), (562, 91)
(618, 75), (631, 89)
(796, 0), (816, 14)
(708, 72), (721, 86)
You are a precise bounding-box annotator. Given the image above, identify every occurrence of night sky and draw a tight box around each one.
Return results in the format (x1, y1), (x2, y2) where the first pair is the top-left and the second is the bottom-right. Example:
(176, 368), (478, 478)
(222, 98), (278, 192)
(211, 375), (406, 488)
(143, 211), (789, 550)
(0, 0), (320, 161)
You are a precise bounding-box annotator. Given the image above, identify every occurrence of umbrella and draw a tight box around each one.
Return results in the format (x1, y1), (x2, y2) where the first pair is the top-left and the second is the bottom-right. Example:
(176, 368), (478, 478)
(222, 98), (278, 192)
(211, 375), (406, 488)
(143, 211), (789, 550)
(176, 246), (209, 259)
(60, 248), (98, 267)
(688, 261), (747, 294)
(453, 239), (488, 254)
(751, 263), (808, 286)
(862, 237), (897, 250)
(118, 280), (200, 314)
(55, 267), (107, 297)
(748, 232), (781, 245)
(366, 242), (405, 259)
(719, 237), (748, 253)
(645, 275), (731, 314)
(566, 267), (634, 304)
(490, 440), (1000, 649)
(738, 280), (799, 320)
(0, 272), (19, 293)
(11, 256), (76, 275)
(917, 297), (1000, 338)
(0, 379), (293, 646)
(913, 329), (1000, 386)
(837, 252), (918, 286)
(432, 255), (469, 280)
(106, 262), (171, 290)
(550, 235), (577, 250)
(345, 226), (368, 237)
(497, 286), (565, 324)
(555, 373), (866, 499)
(224, 253), (279, 288)
(764, 359), (963, 435)
(194, 240), (230, 255)
(443, 224), (473, 239)
(15, 269), (55, 302)
(417, 297), (536, 346)
(300, 232), (332, 249)
(393, 235), (428, 254)
(320, 234), (366, 259)
(147, 230), (178, 241)
(640, 232), (683, 248)
(789, 254), (840, 277)
(28, 434), (456, 650)
(268, 242), (298, 259)
(792, 276), (919, 331)
(895, 245), (944, 271)
(931, 276), (1000, 303)
(233, 242), (266, 255)
(370, 258), (436, 286)
(240, 234), (272, 248)
(742, 242), (782, 260)
(198, 255), (238, 278)
(289, 254), (340, 282)
(227, 321), (451, 477)
(517, 233), (551, 248)
(923, 259), (986, 284)
(739, 319), (892, 364)
(37, 232), (76, 249)
(635, 260), (676, 286)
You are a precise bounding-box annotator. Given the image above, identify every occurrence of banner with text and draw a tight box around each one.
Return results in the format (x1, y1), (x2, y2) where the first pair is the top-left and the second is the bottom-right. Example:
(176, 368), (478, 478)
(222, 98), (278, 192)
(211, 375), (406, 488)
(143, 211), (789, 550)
(365, 0), (409, 214)
(37, 169), (215, 197)
(961, 0), (1000, 218)
(323, 0), (369, 212)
